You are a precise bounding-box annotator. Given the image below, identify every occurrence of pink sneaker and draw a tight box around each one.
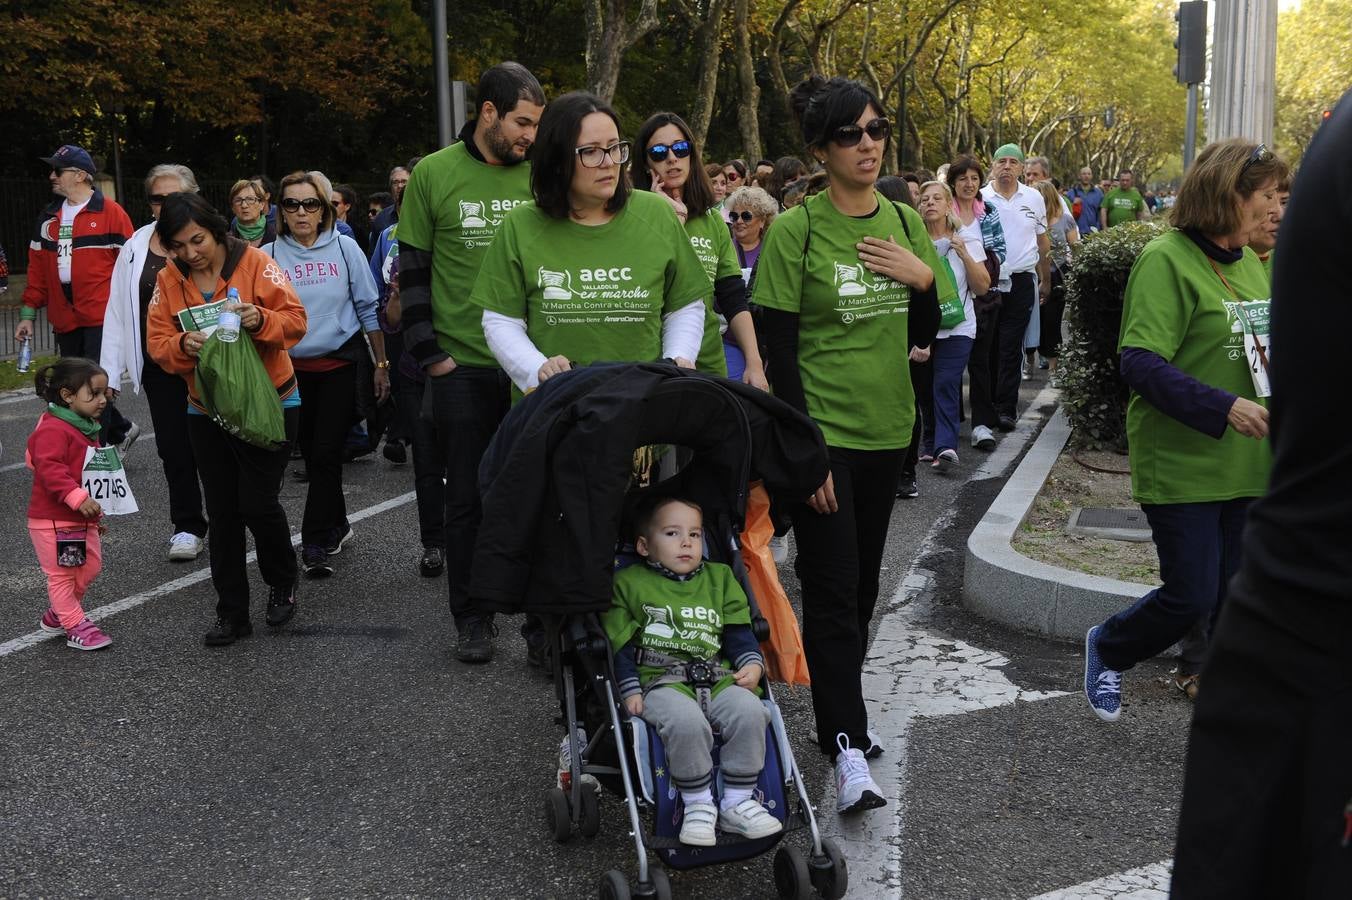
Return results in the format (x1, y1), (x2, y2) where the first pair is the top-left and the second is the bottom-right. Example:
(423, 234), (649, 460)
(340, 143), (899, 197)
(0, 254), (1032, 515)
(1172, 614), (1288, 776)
(66, 618), (112, 651)
(39, 608), (65, 636)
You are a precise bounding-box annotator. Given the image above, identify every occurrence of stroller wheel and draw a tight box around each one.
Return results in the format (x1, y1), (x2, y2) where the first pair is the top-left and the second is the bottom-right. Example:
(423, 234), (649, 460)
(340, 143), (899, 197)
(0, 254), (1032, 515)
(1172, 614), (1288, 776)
(631, 868), (670, 900)
(578, 783), (601, 838)
(545, 787), (572, 842)
(598, 869), (630, 900)
(773, 845), (812, 899)
(809, 837), (849, 900)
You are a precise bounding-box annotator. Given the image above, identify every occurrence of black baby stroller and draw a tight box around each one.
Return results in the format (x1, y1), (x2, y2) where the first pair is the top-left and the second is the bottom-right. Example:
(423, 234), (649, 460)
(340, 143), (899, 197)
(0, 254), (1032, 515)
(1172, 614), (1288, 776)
(471, 363), (848, 899)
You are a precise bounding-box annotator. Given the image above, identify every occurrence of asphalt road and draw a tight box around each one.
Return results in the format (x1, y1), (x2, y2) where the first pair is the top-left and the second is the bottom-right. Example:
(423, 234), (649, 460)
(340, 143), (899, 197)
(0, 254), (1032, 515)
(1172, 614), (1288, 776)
(0, 373), (1189, 899)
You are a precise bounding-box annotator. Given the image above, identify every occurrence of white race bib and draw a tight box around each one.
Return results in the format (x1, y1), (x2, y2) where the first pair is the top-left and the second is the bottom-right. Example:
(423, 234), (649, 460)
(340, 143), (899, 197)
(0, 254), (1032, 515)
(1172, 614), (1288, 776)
(82, 446), (138, 516)
(1233, 301), (1272, 399)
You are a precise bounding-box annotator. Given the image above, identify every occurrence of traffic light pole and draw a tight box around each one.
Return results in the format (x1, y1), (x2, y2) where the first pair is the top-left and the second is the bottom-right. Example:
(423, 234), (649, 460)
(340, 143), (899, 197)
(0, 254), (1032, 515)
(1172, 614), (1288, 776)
(1184, 83), (1199, 170)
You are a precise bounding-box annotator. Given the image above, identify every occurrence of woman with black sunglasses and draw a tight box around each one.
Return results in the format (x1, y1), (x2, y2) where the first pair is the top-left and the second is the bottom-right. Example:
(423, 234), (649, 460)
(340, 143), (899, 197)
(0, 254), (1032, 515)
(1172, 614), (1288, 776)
(752, 75), (947, 815)
(633, 112), (768, 389)
(469, 92), (708, 394)
(263, 170), (387, 580)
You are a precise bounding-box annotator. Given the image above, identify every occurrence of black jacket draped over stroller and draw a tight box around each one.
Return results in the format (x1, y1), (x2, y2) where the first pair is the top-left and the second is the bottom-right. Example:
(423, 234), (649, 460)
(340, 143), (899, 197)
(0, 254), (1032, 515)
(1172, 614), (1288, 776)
(470, 363), (829, 616)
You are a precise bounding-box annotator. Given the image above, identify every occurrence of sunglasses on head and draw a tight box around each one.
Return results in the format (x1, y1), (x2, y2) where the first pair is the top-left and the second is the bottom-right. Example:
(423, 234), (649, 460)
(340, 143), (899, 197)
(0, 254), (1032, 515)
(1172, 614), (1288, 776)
(647, 140), (692, 163)
(730, 210), (756, 222)
(281, 197), (325, 213)
(1239, 143), (1274, 179)
(831, 117), (891, 148)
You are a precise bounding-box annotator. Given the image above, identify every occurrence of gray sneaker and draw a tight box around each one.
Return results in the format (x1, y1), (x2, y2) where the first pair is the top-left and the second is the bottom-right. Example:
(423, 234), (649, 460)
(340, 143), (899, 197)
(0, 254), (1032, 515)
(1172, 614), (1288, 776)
(971, 424), (996, 451)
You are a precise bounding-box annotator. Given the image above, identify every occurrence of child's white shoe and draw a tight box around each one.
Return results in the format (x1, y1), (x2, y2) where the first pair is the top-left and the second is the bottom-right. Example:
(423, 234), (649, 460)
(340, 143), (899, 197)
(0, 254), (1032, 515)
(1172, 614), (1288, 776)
(718, 798), (782, 839)
(678, 801), (718, 846)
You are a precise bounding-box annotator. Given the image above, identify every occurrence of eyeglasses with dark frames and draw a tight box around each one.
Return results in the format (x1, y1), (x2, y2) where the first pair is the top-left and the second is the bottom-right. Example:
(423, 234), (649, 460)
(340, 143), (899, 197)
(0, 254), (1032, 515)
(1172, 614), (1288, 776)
(831, 117), (891, 148)
(148, 194), (170, 205)
(232, 196), (261, 208)
(576, 142), (631, 169)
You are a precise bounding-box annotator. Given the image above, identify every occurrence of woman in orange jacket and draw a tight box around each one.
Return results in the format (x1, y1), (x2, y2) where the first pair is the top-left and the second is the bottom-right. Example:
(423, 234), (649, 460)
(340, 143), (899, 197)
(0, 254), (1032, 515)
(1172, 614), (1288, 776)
(146, 193), (308, 647)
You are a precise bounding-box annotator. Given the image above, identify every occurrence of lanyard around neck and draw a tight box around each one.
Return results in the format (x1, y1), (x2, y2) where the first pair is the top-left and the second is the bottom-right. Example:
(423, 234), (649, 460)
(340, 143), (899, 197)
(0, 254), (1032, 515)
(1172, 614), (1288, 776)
(1207, 257), (1239, 299)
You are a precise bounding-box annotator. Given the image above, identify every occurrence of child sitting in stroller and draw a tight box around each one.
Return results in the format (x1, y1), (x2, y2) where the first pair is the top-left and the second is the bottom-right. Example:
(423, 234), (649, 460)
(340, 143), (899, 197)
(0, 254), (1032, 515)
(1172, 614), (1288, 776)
(602, 497), (784, 848)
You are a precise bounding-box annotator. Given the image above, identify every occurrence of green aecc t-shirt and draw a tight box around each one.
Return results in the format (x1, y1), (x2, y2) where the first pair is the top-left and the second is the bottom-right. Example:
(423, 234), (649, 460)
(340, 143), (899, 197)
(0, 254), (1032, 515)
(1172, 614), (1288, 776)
(1118, 230), (1272, 505)
(469, 190), (709, 371)
(602, 561), (752, 699)
(683, 208), (741, 377)
(751, 190), (954, 450)
(395, 141), (532, 368)
(1102, 187), (1145, 228)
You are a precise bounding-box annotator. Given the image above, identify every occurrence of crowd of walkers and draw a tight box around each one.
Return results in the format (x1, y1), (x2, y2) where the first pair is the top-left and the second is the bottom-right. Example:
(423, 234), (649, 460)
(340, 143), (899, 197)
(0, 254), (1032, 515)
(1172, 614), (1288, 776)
(20, 59), (1339, 871)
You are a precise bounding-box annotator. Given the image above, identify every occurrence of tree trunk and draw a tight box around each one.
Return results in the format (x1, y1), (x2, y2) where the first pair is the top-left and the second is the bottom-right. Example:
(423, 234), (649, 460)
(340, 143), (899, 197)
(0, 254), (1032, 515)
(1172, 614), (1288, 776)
(584, 0), (662, 102)
(684, 0), (731, 148)
(733, 0), (762, 162)
(767, 0), (805, 123)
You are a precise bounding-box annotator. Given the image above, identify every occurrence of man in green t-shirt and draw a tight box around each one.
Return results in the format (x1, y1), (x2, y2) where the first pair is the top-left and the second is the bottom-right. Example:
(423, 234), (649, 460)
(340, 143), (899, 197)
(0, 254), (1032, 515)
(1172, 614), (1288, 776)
(396, 62), (545, 664)
(1099, 168), (1148, 229)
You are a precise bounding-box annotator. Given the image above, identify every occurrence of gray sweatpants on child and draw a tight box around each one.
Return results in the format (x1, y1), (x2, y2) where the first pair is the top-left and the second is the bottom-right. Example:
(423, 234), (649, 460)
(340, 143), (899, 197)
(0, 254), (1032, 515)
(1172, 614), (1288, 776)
(641, 683), (770, 794)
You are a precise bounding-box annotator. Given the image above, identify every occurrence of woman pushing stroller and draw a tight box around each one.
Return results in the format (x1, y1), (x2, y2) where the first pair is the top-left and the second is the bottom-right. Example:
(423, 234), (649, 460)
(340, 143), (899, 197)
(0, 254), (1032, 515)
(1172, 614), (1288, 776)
(603, 496), (782, 848)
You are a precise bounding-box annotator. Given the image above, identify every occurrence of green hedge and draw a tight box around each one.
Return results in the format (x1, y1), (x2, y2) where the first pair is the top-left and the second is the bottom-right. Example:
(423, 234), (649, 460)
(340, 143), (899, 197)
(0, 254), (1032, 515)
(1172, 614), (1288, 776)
(1059, 220), (1170, 450)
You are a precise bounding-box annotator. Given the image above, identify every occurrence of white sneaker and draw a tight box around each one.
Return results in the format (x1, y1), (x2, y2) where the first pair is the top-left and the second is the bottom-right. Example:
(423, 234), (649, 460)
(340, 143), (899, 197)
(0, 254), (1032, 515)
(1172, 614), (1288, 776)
(679, 801), (718, 846)
(718, 798), (782, 839)
(835, 734), (885, 813)
(971, 425), (996, 451)
(168, 532), (204, 561)
(934, 448), (959, 471)
(769, 534), (789, 565)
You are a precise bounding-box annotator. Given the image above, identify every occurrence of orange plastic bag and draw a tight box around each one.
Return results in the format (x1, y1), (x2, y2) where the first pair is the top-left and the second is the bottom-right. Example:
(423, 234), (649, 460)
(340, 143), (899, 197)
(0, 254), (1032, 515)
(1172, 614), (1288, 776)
(740, 482), (810, 686)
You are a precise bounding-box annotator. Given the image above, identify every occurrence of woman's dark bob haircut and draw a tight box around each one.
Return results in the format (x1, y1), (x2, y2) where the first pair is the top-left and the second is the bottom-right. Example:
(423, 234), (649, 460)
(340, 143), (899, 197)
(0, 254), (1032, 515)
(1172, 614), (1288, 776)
(155, 193), (230, 249)
(945, 155), (986, 193)
(531, 91), (630, 220)
(789, 75), (888, 152)
(633, 111), (717, 218)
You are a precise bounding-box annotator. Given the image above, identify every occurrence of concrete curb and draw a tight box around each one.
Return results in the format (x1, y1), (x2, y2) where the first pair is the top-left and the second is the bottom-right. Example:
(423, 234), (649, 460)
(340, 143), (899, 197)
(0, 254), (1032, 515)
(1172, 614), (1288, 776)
(963, 405), (1153, 642)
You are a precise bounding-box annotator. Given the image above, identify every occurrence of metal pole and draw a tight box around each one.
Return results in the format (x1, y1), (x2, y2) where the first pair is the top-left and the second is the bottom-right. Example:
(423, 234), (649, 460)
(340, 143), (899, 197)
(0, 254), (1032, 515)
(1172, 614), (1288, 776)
(1183, 83), (1199, 170)
(433, 0), (452, 147)
(452, 82), (469, 137)
(110, 114), (124, 203)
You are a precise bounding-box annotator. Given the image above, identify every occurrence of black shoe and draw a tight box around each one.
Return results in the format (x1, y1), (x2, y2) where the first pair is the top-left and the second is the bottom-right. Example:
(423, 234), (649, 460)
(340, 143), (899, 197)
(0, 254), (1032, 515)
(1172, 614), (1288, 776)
(455, 617), (498, 664)
(997, 414), (1018, 432)
(204, 617), (253, 647)
(266, 583), (297, 627)
(326, 524), (355, 556)
(896, 478), (919, 499)
(382, 440), (408, 464)
(419, 546), (445, 577)
(524, 627), (551, 672)
(302, 545), (333, 578)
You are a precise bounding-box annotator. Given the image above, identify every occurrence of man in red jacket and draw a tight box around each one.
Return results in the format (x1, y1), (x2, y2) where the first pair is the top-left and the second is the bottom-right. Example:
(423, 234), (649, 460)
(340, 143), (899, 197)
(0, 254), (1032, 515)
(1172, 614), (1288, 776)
(15, 145), (137, 448)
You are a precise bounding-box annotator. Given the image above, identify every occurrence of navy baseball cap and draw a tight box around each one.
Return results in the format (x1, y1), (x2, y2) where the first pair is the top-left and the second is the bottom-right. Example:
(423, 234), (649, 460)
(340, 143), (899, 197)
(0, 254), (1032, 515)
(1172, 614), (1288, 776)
(40, 144), (97, 175)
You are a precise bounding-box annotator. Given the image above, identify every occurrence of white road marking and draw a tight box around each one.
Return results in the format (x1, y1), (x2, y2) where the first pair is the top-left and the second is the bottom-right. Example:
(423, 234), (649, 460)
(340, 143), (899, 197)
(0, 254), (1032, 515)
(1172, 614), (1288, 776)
(1028, 860), (1172, 899)
(815, 505), (1068, 897)
(0, 489), (416, 658)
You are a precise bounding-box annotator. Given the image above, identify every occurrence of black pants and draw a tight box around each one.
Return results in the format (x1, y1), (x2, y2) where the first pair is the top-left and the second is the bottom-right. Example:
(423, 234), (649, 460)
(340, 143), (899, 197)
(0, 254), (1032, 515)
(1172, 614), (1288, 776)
(188, 407), (299, 624)
(382, 331), (408, 444)
(791, 445), (904, 758)
(426, 365), (511, 625)
(1038, 271), (1066, 359)
(994, 272), (1035, 419)
(296, 365), (356, 548)
(1171, 572), (1352, 898)
(141, 356), (207, 538)
(902, 356), (932, 480)
(967, 305), (999, 430)
(397, 374), (446, 550)
(56, 325), (132, 445)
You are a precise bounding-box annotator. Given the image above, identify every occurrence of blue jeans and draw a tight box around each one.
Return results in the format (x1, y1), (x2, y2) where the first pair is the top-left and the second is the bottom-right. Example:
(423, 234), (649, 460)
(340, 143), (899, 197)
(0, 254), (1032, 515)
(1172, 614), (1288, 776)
(928, 335), (973, 454)
(1096, 498), (1253, 672)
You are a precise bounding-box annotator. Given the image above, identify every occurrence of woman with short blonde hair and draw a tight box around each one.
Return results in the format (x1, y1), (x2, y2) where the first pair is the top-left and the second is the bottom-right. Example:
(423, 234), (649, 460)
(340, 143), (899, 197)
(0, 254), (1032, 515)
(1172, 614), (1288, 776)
(228, 178), (273, 247)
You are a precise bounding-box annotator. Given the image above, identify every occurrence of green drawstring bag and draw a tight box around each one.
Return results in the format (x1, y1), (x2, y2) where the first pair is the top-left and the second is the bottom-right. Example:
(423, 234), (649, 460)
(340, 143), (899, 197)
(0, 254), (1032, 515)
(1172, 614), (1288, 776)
(938, 255), (967, 330)
(196, 330), (286, 449)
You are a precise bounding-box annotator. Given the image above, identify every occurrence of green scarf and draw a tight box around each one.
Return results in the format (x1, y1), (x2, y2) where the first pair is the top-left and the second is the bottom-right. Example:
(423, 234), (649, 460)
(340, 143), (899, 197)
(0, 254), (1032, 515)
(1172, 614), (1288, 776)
(48, 402), (101, 438)
(235, 216), (266, 241)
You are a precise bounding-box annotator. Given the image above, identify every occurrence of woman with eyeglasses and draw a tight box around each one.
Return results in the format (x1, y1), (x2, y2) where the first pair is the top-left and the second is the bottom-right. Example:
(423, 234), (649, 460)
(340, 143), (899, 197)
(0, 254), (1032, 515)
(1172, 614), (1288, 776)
(633, 112), (768, 389)
(228, 179), (275, 248)
(99, 164), (209, 562)
(469, 91), (708, 394)
(1082, 140), (1287, 724)
(752, 75), (946, 814)
(725, 186), (777, 280)
(262, 170), (387, 580)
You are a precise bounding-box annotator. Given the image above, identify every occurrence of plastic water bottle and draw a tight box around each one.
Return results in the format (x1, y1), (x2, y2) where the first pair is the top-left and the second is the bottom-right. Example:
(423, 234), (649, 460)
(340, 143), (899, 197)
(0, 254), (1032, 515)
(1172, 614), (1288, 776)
(16, 337), (32, 373)
(216, 287), (242, 343)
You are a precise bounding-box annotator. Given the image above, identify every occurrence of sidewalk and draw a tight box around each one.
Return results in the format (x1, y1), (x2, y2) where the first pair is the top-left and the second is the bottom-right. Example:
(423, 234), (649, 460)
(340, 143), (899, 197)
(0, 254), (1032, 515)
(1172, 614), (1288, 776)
(963, 398), (1150, 641)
